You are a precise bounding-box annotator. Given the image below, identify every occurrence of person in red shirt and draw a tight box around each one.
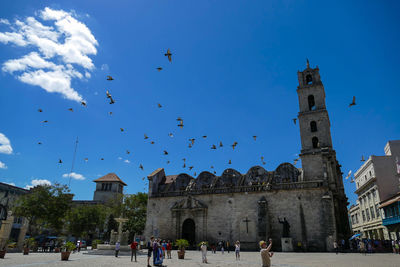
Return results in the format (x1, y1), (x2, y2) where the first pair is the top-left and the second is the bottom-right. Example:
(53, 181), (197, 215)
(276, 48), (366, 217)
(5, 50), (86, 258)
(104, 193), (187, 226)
(130, 240), (138, 262)
(166, 240), (172, 259)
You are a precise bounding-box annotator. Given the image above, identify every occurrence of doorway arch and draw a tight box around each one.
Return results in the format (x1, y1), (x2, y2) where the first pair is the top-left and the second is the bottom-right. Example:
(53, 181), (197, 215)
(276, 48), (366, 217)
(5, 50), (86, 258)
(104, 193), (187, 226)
(182, 218), (196, 245)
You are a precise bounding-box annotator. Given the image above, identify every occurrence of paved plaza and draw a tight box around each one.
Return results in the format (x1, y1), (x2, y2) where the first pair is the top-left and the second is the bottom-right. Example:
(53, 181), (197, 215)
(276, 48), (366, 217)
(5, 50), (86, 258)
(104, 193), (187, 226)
(1, 250), (399, 267)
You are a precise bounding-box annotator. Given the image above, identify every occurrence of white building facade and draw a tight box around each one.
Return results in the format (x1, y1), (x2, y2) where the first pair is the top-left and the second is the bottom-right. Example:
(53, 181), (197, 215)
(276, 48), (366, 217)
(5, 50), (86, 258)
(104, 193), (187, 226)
(349, 140), (400, 240)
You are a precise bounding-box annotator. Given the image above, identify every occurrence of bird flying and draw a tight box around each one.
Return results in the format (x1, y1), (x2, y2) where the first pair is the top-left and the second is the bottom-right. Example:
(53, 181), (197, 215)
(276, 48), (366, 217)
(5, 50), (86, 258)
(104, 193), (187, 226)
(219, 142), (223, 147)
(120, 128), (124, 132)
(58, 159), (62, 163)
(168, 133), (174, 138)
(139, 164), (144, 170)
(293, 118), (297, 125)
(126, 150), (130, 154)
(361, 155), (365, 162)
(38, 109), (43, 112)
(164, 48), (172, 62)
(157, 103), (162, 108)
(178, 120), (184, 128)
(253, 136), (257, 141)
(202, 135), (207, 139)
(157, 67), (162, 71)
(38, 142), (42, 145)
(232, 141), (238, 150)
(228, 160), (232, 164)
(211, 144), (217, 149)
(150, 141), (155, 144)
(189, 166), (194, 170)
(346, 170), (352, 179)
(68, 108), (73, 112)
(41, 120), (48, 123)
(107, 75), (114, 81)
(349, 96), (356, 107)
(84, 158), (88, 162)
(81, 101), (87, 107)
(144, 134), (149, 139)
(164, 150), (168, 155)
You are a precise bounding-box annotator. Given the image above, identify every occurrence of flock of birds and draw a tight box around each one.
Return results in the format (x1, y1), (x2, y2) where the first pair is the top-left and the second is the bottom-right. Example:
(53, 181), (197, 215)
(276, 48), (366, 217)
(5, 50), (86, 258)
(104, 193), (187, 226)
(35, 50), (360, 189)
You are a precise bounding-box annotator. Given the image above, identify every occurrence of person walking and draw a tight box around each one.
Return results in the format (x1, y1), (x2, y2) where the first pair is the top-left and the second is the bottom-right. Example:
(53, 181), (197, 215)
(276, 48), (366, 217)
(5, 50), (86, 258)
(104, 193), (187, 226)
(260, 239), (273, 267)
(147, 236), (154, 267)
(333, 240), (338, 254)
(130, 240), (138, 262)
(166, 240), (172, 259)
(235, 241), (240, 260)
(221, 241), (224, 254)
(115, 241), (120, 257)
(200, 242), (208, 263)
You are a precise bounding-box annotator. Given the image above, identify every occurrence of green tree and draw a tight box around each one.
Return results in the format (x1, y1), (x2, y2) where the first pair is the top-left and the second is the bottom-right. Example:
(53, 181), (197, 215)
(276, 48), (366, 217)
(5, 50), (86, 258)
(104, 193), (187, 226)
(122, 192), (148, 240)
(105, 213), (118, 240)
(66, 205), (107, 240)
(13, 183), (73, 235)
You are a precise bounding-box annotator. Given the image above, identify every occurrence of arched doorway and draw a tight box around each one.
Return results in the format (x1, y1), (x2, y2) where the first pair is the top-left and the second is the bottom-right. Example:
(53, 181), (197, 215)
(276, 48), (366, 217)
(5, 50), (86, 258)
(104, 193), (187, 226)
(182, 218), (195, 245)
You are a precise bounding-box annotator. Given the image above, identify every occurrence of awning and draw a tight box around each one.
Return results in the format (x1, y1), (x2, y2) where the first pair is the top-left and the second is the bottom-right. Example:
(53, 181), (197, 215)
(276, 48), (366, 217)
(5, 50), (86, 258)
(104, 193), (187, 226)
(380, 195), (400, 208)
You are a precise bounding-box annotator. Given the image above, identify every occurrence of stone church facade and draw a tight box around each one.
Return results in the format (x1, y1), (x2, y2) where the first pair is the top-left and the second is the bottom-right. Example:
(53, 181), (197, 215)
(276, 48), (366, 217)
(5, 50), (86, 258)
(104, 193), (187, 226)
(143, 62), (350, 251)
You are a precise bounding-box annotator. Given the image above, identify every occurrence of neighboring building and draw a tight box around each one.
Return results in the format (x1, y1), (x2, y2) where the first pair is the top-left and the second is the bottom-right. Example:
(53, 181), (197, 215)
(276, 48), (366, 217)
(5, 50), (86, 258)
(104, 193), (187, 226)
(0, 183), (29, 250)
(92, 173), (127, 203)
(143, 61), (351, 251)
(348, 204), (361, 234)
(349, 140), (400, 240)
(380, 192), (400, 240)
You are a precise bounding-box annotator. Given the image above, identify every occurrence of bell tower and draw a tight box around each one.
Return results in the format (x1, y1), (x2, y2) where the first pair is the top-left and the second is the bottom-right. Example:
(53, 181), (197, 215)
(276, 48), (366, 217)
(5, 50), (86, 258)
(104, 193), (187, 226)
(297, 60), (350, 240)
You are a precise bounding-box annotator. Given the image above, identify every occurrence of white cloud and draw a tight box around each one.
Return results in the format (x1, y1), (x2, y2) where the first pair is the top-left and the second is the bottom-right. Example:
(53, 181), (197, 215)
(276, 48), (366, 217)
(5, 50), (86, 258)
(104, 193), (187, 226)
(0, 161), (7, 169)
(0, 18), (10, 25)
(62, 172), (85, 180)
(25, 179), (51, 189)
(118, 157), (123, 160)
(124, 159), (130, 164)
(100, 63), (109, 71)
(0, 133), (13, 154)
(0, 7), (98, 102)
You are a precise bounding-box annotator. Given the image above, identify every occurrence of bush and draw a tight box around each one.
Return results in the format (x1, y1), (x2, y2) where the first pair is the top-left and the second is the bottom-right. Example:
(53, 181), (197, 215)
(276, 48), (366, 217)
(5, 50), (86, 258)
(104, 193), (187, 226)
(62, 241), (76, 252)
(91, 239), (102, 249)
(175, 239), (189, 251)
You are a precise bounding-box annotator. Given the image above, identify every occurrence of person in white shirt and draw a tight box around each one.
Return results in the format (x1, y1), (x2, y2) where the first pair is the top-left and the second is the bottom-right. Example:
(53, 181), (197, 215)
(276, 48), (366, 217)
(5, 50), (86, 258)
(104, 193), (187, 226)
(200, 242), (208, 263)
(235, 241), (241, 260)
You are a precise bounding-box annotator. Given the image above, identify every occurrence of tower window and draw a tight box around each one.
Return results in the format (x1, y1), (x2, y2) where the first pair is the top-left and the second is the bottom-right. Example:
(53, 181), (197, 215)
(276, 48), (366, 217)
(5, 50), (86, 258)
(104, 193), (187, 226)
(306, 74), (313, 85)
(312, 137), (319, 148)
(308, 95), (316, 111)
(310, 121), (317, 132)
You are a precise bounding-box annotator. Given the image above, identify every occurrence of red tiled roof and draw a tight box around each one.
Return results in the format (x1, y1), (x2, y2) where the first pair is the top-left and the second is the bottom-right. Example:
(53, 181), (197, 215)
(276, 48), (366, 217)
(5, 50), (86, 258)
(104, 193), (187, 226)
(93, 173), (127, 186)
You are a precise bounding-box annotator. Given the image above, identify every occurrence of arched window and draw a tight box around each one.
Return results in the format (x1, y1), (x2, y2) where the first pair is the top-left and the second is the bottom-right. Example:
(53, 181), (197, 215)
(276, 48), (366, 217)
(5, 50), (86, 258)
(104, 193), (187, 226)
(312, 137), (319, 148)
(306, 74), (313, 85)
(308, 95), (316, 111)
(310, 121), (317, 132)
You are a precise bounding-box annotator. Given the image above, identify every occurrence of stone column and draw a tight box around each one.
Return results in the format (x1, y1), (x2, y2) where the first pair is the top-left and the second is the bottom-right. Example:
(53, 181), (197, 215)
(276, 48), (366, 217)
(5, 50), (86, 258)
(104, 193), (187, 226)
(115, 218), (128, 243)
(0, 211), (14, 249)
(17, 218), (29, 250)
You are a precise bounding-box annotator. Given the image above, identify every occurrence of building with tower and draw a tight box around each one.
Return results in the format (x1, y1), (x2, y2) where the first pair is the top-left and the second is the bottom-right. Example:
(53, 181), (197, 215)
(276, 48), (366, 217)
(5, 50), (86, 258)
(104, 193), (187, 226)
(92, 173), (127, 203)
(143, 61), (351, 251)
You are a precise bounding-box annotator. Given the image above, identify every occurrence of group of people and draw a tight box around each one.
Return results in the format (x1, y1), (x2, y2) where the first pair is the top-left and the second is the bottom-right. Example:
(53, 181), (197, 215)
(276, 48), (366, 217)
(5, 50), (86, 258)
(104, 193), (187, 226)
(145, 236), (274, 267)
(146, 237), (172, 267)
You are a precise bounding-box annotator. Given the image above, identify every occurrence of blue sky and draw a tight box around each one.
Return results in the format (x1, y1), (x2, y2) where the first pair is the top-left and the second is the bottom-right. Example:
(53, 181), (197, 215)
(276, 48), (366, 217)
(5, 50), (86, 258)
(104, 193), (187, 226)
(0, 0), (399, 205)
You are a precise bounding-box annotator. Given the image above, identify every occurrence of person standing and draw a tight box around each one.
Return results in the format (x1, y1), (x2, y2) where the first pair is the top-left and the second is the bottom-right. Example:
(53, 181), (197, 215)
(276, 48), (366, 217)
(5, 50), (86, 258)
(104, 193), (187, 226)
(221, 241), (224, 254)
(147, 236), (154, 267)
(235, 241), (240, 260)
(226, 241), (230, 253)
(115, 241), (120, 257)
(200, 242), (208, 263)
(260, 239), (273, 267)
(333, 240), (338, 254)
(166, 240), (172, 259)
(130, 240), (138, 262)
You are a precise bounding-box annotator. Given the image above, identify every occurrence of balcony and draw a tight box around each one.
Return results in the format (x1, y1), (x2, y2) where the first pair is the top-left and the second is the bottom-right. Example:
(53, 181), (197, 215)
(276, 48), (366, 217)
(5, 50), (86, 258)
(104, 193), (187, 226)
(382, 215), (400, 226)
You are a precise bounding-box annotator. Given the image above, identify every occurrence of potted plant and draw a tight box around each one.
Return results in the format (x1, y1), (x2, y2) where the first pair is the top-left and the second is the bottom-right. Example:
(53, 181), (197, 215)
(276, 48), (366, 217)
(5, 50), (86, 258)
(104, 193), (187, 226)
(61, 241), (76, 261)
(23, 238), (36, 255)
(175, 239), (189, 259)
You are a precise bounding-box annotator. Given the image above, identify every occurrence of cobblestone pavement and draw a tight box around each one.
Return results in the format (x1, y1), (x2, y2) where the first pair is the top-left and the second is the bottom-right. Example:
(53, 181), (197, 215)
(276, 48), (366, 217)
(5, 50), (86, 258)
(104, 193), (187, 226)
(1, 250), (400, 267)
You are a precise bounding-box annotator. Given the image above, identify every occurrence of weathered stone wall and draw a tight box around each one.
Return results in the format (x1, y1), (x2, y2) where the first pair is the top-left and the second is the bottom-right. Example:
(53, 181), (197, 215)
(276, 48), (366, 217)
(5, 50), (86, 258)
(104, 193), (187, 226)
(144, 187), (336, 251)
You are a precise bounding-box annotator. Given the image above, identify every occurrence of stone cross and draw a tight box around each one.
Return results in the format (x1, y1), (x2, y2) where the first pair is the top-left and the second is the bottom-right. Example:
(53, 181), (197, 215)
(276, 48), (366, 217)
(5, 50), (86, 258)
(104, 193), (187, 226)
(242, 217), (251, 233)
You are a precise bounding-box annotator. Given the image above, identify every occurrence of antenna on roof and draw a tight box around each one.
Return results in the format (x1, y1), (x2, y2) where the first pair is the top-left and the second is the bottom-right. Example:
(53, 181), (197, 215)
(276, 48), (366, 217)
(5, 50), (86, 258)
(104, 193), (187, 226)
(68, 137), (79, 187)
